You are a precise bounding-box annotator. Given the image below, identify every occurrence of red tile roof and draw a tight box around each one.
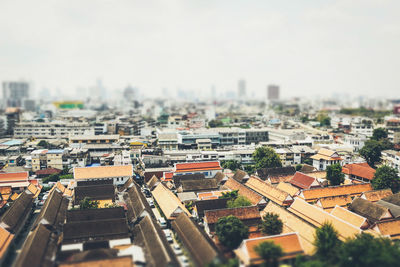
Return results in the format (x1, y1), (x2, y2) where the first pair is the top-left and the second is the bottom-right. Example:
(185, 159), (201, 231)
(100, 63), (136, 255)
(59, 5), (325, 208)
(204, 206), (260, 225)
(175, 161), (222, 173)
(290, 172), (317, 189)
(35, 168), (62, 176)
(342, 163), (375, 180)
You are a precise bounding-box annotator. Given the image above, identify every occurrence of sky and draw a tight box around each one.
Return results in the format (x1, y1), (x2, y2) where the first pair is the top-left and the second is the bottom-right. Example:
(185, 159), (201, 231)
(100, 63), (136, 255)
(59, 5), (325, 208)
(0, 0), (399, 99)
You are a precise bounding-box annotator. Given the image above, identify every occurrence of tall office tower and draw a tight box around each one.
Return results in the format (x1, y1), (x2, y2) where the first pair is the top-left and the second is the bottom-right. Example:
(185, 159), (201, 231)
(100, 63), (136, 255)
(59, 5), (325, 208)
(238, 79), (246, 98)
(2, 81), (29, 108)
(267, 84), (280, 100)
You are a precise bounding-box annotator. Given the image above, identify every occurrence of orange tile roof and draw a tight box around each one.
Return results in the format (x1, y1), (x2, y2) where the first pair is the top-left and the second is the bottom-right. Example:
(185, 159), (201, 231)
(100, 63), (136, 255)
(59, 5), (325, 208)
(361, 189), (393, 202)
(330, 206), (369, 229)
(58, 256), (132, 267)
(74, 165), (133, 180)
(288, 198), (361, 240)
(224, 178), (263, 205)
(316, 195), (352, 210)
(276, 182), (300, 197)
(290, 172), (318, 189)
(373, 219), (400, 240)
(0, 225), (14, 259)
(246, 177), (293, 206)
(0, 187), (11, 195)
(204, 206), (260, 225)
(10, 192), (19, 201)
(152, 183), (191, 220)
(175, 161), (222, 173)
(235, 233), (304, 266)
(0, 172), (29, 183)
(300, 183), (373, 202)
(342, 163), (375, 180)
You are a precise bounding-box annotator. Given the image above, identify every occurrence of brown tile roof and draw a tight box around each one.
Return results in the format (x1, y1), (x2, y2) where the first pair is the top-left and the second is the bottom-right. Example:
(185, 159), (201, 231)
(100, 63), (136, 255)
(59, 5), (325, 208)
(146, 175), (160, 190)
(316, 195), (352, 211)
(175, 161), (222, 173)
(310, 148), (342, 161)
(245, 177), (293, 206)
(288, 198), (361, 240)
(74, 165), (133, 180)
(373, 219), (400, 240)
(361, 189), (393, 202)
(256, 166), (296, 180)
(194, 198), (228, 217)
(305, 171), (327, 179)
(269, 174), (294, 184)
(300, 183), (373, 202)
(133, 215), (179, 267)
(0, 225), (14, 259)
(261, 202), (315, 255)
(235, 233), (304, 266)
(172, 213), (220, 267)
(290, 172), (318, 189)
(35, 168), (62, 176)
(348, 198), (393, 223)
(204, 206), (260, 225)
(330, 206), (369, 229)
(342, 163), (375, 180)
(0, 191), (34, 234)
(124, 182), (153, 223)
(58, 256), (132, 267)
(276, 182), (300, 197)
(180, 178), (219, 192)
(152, 183), (191, 220)
(33, 189), (68, 229)
(224, 178), (263, 205)
(233, 170), (249, 182)
(14, 224), (57, 267)
(382, 192), (400, 206)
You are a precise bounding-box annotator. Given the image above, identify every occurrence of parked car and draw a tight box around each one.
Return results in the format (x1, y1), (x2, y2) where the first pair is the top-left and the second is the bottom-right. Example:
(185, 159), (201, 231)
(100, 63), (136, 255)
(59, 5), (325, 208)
(163, 229), (173, 243)
(158, 217), (167, 229)
(173, 244), (183, 255)
(147, 198), (155, 208)
(178, 255), (190, 267)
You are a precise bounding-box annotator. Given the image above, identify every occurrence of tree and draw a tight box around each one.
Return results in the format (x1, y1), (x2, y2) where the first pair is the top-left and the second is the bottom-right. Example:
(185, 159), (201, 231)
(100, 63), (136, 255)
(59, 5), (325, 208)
(254, 241), (283, 267)
(216, 215), (249, 250)
(359, 139), (383, 167)
(296, 164), (303, 171)
(221, 160), (241, 171)
(42, 173), (60, 183)
(37, 140), (50, 148)
(243, 164), (256, 175)
(253, 147), (282, 170)
(372, 128), (388, 141)
(227, 195), (252, 208)
(372, 165), (400, 193)
(259, 212), (283, 235)
(79, 197), (99, 209)
(220, 190), (239, 200)
(314, 223), (341, 263)
(326, 163), (345, 186)
(209, 119), (223, 128)
(338, 233), (400, 267)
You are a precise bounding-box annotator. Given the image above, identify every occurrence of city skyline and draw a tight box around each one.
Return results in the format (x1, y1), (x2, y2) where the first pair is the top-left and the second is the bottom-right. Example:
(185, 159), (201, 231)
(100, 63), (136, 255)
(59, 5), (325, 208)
(1, 0), (400, 98)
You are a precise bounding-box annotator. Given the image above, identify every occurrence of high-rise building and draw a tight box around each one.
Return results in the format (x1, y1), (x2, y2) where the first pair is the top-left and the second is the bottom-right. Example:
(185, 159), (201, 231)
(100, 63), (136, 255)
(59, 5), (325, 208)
(2, 81), (29, 108)
(267, 85), (280, 100)
(238, 79), (246, 98)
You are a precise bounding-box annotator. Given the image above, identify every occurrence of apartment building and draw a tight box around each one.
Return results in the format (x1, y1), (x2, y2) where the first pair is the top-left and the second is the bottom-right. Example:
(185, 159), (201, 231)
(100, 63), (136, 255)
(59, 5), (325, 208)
(381, 150), (400, 173)
(31, 149), (66, 171)
(14, 121), (94, 138)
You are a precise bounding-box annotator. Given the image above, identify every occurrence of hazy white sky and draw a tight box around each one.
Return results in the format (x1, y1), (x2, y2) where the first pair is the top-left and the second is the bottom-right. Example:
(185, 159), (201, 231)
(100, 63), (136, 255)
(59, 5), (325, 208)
(1, 0), (399, 99)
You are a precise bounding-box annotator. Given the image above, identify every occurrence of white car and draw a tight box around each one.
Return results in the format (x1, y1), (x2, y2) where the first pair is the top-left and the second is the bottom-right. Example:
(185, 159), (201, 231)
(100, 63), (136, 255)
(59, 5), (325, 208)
(158, 217), (167, 229)
(178, 255), (190, 267)
(173, 244), (183, 255)
(163, 229), (173, 243)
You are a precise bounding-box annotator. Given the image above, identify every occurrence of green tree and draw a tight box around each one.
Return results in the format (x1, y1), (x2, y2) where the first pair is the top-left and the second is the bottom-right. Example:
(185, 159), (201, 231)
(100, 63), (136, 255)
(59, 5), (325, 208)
(209, 119), (224, 128)
(42, 173), (60, 183)
(220, 190), (239, 200)
(221, 160), (241, 171)
(372, 165), (400, 193)
(372, 128), (388, 141)
(216, 215), (249, 250)
(259, 212), (283, 235)
(314, 223), (341, 263)
(253, 147), (282, 170)
(79, 197), (99, 209)
(227, 195), (252, 208)
(243, 164), (256, 175)
(254, 241), (283, 267)
(296, 164), (303, 171)
(37, 140), (50, 148)
(338, 233), (400, 267)
(326, 163), (345, 186)
(359, 139), (383, 167)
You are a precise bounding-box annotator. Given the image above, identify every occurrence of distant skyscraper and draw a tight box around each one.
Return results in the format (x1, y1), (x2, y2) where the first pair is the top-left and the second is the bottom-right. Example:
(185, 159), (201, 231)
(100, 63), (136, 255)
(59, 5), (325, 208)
(2, 81), (29, 108)
(238, 79), (246, 98)
(267, 85), (280, 100)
